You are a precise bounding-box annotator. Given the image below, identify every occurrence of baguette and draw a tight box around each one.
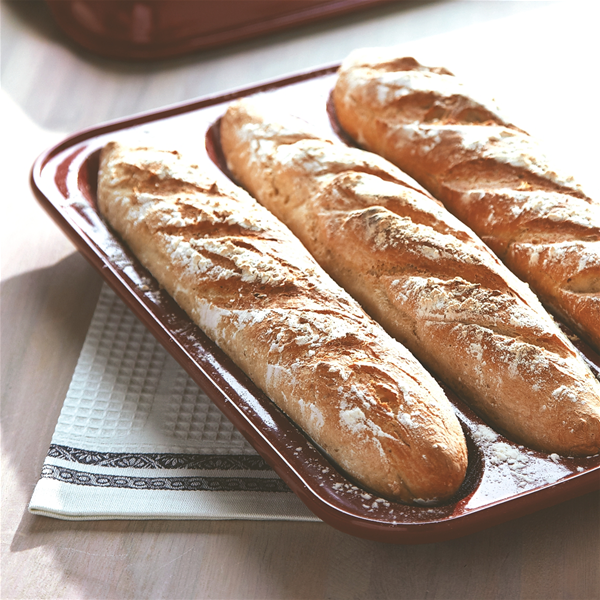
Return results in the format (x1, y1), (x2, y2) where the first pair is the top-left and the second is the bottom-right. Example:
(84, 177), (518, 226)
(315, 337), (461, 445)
(96, 141), (469, 504)
(332, 49), (600, 352)
(220, 98), (600, 456)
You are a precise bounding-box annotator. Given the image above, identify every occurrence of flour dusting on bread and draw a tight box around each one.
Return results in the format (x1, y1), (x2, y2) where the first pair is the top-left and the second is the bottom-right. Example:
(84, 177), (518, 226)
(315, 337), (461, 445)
(97, 141), (469, 504)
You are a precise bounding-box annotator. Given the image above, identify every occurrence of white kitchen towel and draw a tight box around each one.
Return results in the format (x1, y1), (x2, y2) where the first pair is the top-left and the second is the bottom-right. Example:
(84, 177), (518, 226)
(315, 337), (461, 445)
(29, 284), (319, 521)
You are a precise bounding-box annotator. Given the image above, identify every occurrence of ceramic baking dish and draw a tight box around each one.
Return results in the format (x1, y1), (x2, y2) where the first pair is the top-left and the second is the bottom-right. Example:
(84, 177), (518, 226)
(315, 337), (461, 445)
(31, 65), (600, 543)
(45, 0), (398, 60)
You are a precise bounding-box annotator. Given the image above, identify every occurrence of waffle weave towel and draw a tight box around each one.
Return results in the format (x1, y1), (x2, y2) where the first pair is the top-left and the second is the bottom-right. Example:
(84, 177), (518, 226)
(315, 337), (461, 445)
(29, 284), (319, 521)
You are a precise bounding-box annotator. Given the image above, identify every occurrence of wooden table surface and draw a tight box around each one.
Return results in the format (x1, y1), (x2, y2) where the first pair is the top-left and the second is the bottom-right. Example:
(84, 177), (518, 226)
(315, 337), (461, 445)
(2, 1), (599, 598)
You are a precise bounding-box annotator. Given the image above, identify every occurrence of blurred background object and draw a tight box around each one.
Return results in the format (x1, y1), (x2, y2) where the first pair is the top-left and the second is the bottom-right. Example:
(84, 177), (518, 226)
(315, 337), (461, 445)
(45, 0), (399, 60)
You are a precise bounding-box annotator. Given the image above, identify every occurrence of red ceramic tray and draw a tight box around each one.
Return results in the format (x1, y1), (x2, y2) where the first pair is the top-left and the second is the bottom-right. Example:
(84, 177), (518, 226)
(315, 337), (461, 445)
(31, 66), (600, 544)
(45, 0), (398, 60)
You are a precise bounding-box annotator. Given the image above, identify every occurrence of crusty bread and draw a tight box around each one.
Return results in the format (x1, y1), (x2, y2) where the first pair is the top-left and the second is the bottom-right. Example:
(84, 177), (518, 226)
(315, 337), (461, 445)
(96, 141), (468, 504)
(220, 98), (600, 456)
(333, 49), (600, 352)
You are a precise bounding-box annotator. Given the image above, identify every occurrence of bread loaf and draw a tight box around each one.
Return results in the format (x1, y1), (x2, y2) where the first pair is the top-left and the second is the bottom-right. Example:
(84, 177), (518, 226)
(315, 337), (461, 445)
(220, 98), (600, 456)
(333, 49), (600, 352)
(96, 141), (469, 504)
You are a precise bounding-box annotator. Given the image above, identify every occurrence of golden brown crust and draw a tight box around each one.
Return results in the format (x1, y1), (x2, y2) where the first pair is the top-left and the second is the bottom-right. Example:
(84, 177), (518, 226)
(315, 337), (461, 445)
(96, 141), (469, 504)
(220, 98), (600, 456)
(333, 49), (600, 352)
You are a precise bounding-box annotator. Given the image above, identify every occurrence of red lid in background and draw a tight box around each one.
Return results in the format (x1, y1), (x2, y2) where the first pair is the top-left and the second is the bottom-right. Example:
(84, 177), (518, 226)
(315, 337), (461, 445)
(45, 0), (398, 60)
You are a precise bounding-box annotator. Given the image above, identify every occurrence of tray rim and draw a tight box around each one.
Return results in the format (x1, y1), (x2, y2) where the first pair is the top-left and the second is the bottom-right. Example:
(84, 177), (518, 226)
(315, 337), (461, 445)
(30, 64), (600, 544)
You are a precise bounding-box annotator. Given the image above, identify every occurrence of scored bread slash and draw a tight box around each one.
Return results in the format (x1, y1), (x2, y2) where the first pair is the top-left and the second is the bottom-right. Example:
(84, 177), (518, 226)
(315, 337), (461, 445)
(332, 48), (600, 353)
(96, 141), (468, 505)
(219, 98), (600, 457)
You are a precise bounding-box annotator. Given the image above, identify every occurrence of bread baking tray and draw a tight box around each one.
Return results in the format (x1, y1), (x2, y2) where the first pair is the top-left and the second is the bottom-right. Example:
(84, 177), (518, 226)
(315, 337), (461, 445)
(31, 65), (600, 544)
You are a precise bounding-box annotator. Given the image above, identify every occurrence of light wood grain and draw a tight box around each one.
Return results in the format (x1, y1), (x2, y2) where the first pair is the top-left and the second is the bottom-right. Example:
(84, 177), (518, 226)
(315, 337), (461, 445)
(2, 1), (599, 598)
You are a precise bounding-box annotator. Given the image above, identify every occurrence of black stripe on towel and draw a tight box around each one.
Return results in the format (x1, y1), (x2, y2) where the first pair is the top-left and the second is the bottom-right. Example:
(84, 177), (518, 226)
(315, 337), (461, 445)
(47, 444), (272, 471)
(40, 464), (291, 493)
